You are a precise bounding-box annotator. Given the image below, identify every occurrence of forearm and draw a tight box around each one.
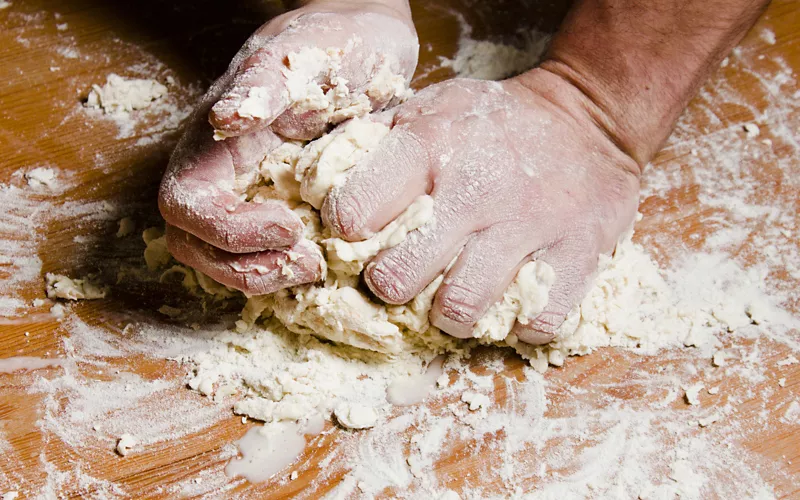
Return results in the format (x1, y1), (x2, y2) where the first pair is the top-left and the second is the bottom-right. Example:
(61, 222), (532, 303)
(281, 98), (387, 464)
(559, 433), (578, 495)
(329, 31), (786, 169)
(534, 0), (770, 168)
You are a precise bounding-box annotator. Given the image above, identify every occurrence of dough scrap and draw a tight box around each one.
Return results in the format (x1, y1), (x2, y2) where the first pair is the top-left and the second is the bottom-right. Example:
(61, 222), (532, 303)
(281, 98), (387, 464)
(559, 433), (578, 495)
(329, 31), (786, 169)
(86, 73), (167, 114)
(45, 273), (106, 301)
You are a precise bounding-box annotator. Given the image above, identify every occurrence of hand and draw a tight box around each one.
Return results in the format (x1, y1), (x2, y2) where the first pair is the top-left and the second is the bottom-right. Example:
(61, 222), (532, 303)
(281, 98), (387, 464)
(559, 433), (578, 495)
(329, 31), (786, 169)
(158, 0), (418, 295)
(322, 69), (641, 344)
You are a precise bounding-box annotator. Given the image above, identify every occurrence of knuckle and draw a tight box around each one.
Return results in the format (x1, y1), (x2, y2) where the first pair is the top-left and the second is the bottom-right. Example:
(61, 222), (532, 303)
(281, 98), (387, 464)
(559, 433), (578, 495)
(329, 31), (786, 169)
(366, 256), (416, 304)
(323, 188), (369, 240)
(436, 283), (484, 325)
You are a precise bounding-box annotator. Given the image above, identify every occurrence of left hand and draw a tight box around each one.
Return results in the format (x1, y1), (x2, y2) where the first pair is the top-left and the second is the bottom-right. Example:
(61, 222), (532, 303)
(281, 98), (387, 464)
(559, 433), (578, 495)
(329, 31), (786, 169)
(321, 69), (642, 344)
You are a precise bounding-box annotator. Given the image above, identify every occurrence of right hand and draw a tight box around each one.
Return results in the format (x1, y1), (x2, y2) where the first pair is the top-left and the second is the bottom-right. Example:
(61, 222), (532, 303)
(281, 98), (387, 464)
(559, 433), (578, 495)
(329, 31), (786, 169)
(158, 0), (419, 295)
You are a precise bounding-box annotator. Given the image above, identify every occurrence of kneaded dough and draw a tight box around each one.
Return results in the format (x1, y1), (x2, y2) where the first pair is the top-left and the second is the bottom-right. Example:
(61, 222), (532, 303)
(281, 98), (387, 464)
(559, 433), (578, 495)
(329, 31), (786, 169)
(222, 112), (558, 356)
(148, 46), (636, 373)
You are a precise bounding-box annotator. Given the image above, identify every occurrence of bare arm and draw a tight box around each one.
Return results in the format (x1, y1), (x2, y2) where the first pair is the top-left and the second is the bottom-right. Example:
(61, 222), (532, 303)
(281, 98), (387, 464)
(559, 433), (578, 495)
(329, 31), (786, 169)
(532, 0), (771, 167)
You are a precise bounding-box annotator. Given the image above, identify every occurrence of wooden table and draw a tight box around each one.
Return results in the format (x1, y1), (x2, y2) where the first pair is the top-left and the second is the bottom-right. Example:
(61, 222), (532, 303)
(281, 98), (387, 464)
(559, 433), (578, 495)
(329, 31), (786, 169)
(1, 0), (798, 498)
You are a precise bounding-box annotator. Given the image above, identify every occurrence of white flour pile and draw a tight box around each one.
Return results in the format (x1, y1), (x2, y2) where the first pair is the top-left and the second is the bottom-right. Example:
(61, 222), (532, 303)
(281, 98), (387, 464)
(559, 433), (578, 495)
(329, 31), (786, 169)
(1, 5), (798, 499)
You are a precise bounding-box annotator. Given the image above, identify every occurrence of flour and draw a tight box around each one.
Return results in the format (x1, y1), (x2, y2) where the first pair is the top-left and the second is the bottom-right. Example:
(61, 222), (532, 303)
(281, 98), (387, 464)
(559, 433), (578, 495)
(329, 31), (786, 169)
(150, 39), (800, 437)
(439, 15), (550, 80)
(3, 4), (798, 498)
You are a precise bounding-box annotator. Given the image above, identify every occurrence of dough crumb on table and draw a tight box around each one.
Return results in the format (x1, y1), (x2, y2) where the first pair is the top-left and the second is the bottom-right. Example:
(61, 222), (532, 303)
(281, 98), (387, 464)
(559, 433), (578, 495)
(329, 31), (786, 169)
(115, 434), (137, 456)
(45, 273), (106, 301)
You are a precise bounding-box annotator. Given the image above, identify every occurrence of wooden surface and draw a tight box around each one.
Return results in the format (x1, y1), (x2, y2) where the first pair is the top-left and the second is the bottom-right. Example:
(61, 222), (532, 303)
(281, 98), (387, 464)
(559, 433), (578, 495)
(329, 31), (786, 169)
(0, 0), (798, 498)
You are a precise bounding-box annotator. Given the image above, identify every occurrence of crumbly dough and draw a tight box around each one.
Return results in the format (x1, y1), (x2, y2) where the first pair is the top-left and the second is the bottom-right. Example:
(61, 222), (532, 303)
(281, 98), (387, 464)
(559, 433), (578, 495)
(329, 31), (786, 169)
(140, 46), (740, 425)
(334, 403), (378, 429)
(25, 167), (59, 190)
(86, 73), (167, 114)
(45, 273), (106, 301)
(115, 433), (137, 456)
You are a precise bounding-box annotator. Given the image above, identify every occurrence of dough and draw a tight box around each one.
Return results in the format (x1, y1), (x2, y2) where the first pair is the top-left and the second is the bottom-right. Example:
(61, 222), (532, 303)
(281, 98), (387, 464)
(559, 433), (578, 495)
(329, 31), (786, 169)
(45, 273), (106, 301)
(86, 74), (167, 114)
(149, 47), (681, 379)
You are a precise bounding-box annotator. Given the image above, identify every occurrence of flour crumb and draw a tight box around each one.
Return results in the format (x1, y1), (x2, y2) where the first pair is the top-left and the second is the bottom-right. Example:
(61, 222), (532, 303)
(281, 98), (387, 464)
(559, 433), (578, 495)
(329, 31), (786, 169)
(334, 403), (378, 430)
(45, 273), (106, 301)
(783, 401), (800, 424)
(2, 492), (19, 500)
(0, 1), (11, 9)
(25, 167), (59, 190)
(436, 373), (450, 389)
(778, 378), (786, 388)
(157, 305), (181, 318)
(707, 387), (720, 395)
(698, 413), (722, 427)
(290, 471), (299, 481)
(116, 217), (135, 238)
(116, 434), (137, 456)
(777, 356), (798, 367)
(441, 20), (550, 80)
(87, 74), (167, 114)
(712, 350), (728, 367)
(683, 384), (704, 405)
(760, 28), (776, 45)
(461, 392), (490, 411)
(743, 123), (760, 138)
(50, 303), (67, 319)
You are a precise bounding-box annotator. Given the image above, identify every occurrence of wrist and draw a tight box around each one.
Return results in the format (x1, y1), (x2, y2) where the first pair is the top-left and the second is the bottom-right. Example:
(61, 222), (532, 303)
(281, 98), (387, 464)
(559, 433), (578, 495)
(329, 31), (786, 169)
(537, 0), (770, 167)
(511, 68), (642, 178)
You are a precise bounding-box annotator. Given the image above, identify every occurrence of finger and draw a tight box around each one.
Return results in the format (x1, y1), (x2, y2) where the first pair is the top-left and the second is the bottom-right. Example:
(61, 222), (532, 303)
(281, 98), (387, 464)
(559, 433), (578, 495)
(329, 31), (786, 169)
(322, 122), (433, 242)
(165, 225), (324, 296)
(511, 241), (599, 345)
(209, 13), (352, 139)
(364, 198), (474, 305)
(430, 225), (539, 339)
(159, 117), (304, 253)
(209, 45), (292, 137)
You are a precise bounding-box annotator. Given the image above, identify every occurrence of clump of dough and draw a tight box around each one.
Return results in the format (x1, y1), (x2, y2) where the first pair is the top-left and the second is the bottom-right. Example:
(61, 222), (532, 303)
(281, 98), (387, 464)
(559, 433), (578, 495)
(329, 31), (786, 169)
(45, 273), (106, 301)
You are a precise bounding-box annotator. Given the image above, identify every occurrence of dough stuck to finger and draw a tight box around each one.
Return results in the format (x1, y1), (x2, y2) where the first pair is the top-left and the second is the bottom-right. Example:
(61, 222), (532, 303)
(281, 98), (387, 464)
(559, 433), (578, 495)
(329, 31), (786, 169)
(161, 55), (631, 374)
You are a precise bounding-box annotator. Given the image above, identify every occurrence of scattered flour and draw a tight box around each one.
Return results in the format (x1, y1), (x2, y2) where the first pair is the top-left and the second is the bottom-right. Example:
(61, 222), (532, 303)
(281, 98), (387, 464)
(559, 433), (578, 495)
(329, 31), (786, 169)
(136, 39), (800, 492)
(1, 5), (797, 499)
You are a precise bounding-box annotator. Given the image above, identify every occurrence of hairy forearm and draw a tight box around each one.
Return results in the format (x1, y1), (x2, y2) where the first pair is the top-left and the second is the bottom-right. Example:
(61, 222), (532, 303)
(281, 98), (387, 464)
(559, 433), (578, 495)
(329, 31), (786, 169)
(534, 0), (770, 168)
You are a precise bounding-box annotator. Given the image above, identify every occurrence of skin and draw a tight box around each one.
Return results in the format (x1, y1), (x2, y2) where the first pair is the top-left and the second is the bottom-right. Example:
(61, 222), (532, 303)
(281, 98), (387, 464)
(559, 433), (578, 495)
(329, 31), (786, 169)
(159, 0), (770, 342)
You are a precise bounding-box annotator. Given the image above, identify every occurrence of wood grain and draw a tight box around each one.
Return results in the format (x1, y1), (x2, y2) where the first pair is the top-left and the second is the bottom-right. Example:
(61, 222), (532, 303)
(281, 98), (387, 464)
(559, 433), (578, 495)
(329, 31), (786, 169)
(0, 0), (798, 498)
